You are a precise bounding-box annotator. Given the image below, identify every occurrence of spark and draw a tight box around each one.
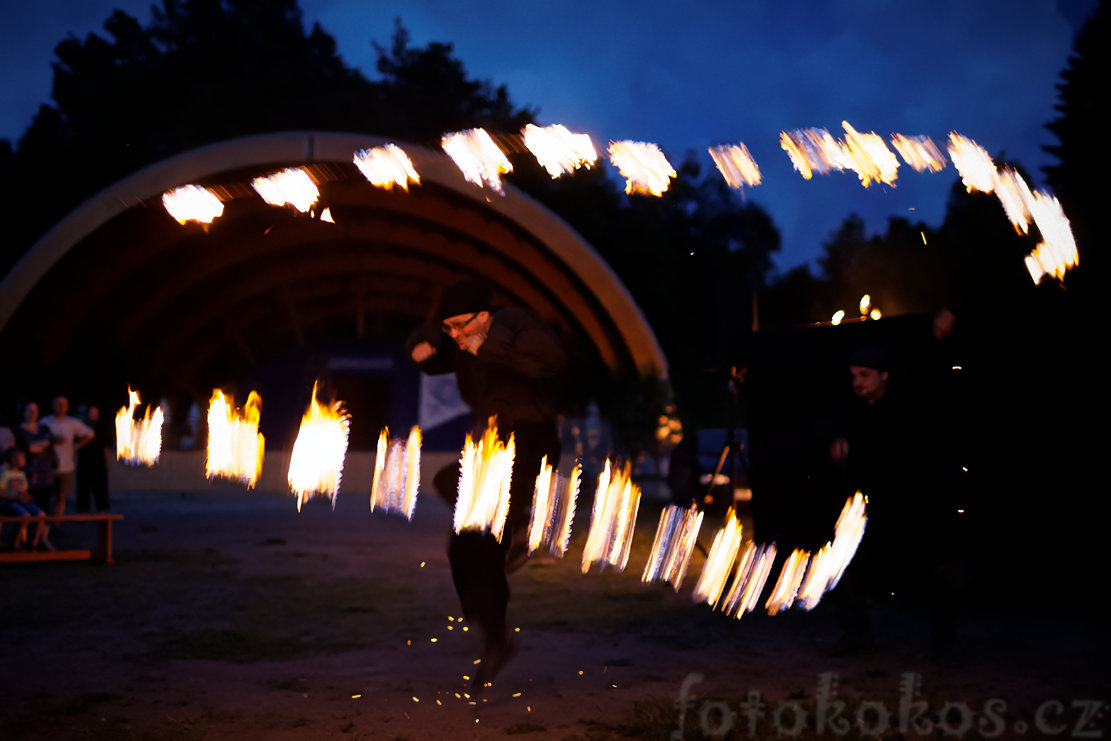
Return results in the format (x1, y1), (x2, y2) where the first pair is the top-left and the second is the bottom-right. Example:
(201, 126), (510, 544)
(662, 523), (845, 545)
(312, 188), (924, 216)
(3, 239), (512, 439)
(607, 140), (676, 196)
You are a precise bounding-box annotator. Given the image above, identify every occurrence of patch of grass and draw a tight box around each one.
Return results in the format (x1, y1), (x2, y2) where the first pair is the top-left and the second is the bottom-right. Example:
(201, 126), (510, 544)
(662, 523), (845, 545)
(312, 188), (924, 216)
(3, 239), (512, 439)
(505, 721), (548, 734)
(268, 675), (309, 692)
(160, 627), (308, 662)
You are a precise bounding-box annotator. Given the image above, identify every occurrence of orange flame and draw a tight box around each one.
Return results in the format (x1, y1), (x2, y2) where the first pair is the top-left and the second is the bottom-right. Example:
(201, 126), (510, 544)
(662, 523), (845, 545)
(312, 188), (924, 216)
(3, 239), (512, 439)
(527, 456), (581, 557)
(287, 382), (350, 511)
(162, 185), (224, 225)
(581, 459), (642, 573)
(946, 132), (996, 193)
(251, 167), (319, 213)
(205, 390), (264, 488)
(708, 143), (762, 190)
(721, 542), (777, 618)
(890, 134), (946, 173)
(442, 129), (513, 194)
(641, 503), (704, 591)
(607, 141), (676, 196)
(692, 508), (744, 608)
(765, 549), (811, 615)
(454, 418), (515, 540)
(371, 425), (422, 520)
(115, 387), (164, 466)
(796, 492), (868, 610)
(353, 144), (421, 190)
(521, 124), (597, 178)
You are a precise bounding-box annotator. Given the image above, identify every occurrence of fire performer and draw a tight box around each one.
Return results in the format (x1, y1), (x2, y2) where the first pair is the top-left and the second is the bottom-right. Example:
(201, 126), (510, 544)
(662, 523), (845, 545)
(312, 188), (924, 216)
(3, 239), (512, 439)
(407, 280), (565, 689)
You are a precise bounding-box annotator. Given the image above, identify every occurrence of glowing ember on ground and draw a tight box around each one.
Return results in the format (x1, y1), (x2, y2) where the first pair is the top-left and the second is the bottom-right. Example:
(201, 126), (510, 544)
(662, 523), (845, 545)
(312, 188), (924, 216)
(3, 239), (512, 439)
(641, 503), (703, 591)
(839, 121), (900, 187)
(251, 167), (319, 213)
(708, 143), (762, 190)
(371, 426), (422, 520)
(162, 185), (223, 225)
(353, 144), (421, 190)
(454, 418), (515, 540)
(607, 141), (676, 196)
(115, 387), (163, 466)
(521, 123), (597, 178)
(527, 456), (580, 557)
(890, 134), (947, 173)
(581, 459), (642, 573)
(205, 390), (264, 488)
(796, 492), (868, 610)
(765, 548), (811, 615)
(442, 128), (513, 194)
(721, 542), (777, 618)
(287, 381), (350, 511)
(692, 508), (744, 608)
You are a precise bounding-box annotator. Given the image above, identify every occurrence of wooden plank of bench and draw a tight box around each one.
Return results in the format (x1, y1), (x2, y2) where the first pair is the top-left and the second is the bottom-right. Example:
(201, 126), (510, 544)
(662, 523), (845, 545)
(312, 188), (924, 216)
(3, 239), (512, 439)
(0, 549), (93, 564)
(0, 513), (123, 564)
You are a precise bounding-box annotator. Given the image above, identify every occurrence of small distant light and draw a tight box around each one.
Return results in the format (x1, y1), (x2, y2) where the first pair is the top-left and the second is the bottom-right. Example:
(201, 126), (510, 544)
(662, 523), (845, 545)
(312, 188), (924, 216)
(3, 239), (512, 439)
(957, 509), (965, 514)
(578, 670), (584, 676)
(462, 626), (469, 632)
(952, 365), (962, 371)
(514, 627), (520, 632)
(430, 638), (438, 643)
(962, 467), (968, 472)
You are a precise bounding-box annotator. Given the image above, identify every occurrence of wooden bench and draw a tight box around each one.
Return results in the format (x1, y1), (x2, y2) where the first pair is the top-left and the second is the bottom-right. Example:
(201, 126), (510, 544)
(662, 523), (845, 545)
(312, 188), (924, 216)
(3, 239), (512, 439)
(0, 513), (123, 564)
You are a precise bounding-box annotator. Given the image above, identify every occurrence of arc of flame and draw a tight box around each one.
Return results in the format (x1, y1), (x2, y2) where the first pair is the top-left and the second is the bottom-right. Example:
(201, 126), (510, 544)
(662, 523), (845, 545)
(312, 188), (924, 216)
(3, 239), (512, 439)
(779, 128), (845, 180)
(527, 456), (581, 557)
(353, 144), (421, 190)
(251, 167), (319, 213)
(115, 387), (164, 466)
(607, 141), (676, 196)
(795, 492), (868, 610)
(721, 542), (777, 618)
(708, 143), (762, 190)
(521, 123), (597, 178)
(205, 390), (264, 488)
(890, 134), (946, 173)
(162, 185), (224, 225)
(287, 381), (350, 511)
(581, 459), (642, 573)
(442, 128), (513, 194)
(839, 121), (900, 187)
(370, 425), (422, 520)
(641, 503), (704, 591)
(692, 508), (744, 608)
(453, 418), (515, 540)
(765, 549), (811, 615)
(947, 133), (996, 193)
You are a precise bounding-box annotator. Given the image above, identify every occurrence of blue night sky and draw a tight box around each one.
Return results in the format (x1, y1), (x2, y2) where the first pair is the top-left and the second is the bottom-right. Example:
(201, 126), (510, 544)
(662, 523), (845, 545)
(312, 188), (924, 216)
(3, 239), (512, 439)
(0, 0), (1097, 273)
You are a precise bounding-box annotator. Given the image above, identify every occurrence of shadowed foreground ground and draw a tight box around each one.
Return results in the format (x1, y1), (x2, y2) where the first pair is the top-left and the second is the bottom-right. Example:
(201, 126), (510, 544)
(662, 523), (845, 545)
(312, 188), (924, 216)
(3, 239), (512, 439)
(2, 488), (1107, 740)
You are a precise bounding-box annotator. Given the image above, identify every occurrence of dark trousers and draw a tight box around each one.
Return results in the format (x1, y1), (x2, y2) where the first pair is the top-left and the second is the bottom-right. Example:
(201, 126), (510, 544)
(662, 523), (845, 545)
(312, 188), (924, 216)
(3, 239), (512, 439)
(77, 464), (110, 512)
(435, 422), (560, 649)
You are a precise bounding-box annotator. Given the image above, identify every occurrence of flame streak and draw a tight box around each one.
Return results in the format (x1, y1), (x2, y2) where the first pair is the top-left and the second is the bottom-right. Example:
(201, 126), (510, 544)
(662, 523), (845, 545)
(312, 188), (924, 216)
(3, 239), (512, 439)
(708, 143), (762, 189)
(454, 420), (515, 540)
(692, 508), (744, 608)
(946, 133), (996, 193)
(890, 134), (946, 173)
(115, 387), (164, 466)
(765, 549), (811, 615)
(796, 492), (868, 610)
(581, 460), (642, 573)
(839, 121), (900, 187)
(606, 141), (676, 196)
(251, 167), (319, 213)
(353, 144), (421, 190)
(527, 457), (581, 557)
(162, 185), (223, 224)
(779, 128), (844, 179)
(442, 129), (513, 194)
(370, 426), (422, 520)
(521, 124), (597, 178)
(205, 390), (264, 488)
(721, 542), (777, 618)
(641, 504), (704, 591)
(287, 382), (350, 511)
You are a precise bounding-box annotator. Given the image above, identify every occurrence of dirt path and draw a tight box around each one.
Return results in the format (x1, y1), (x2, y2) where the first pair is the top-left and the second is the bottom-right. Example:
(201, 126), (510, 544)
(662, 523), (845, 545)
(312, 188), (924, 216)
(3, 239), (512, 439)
(2, 490), (1106, 740)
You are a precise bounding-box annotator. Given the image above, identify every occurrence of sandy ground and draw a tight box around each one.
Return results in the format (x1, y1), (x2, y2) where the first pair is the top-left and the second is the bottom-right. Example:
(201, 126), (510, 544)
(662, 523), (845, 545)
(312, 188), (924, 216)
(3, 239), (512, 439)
(2, 487), (1107, 741)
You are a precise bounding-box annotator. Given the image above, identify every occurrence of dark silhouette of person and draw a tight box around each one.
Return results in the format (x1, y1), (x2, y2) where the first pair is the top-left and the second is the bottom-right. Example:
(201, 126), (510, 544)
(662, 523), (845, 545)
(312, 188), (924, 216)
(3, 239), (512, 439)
(77, 405), (112, 512)
(407, 280), (565, 690)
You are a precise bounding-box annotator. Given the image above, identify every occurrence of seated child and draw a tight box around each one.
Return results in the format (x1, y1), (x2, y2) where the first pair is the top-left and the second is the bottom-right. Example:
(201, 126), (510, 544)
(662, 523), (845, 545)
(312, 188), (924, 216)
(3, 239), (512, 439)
(1, 447), (53, 551)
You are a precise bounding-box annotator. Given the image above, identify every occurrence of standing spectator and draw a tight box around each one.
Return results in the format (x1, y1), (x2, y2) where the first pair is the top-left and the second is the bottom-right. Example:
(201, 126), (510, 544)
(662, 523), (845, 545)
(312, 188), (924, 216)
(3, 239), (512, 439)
(41, 396), (94, 519)
(16, 402), (56, 513)
(77, 405), (112, 513)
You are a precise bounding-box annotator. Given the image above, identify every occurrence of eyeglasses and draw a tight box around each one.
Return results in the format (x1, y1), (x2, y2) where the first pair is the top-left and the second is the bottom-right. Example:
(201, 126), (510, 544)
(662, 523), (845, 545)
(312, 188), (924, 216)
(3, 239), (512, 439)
(441, 312), (480, 334)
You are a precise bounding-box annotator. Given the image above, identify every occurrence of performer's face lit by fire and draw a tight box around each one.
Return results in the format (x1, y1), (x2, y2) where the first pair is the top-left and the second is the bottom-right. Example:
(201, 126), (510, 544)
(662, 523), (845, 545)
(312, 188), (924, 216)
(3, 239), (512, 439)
(850, 365), (888, 403)
(442, 311), (490, 351)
